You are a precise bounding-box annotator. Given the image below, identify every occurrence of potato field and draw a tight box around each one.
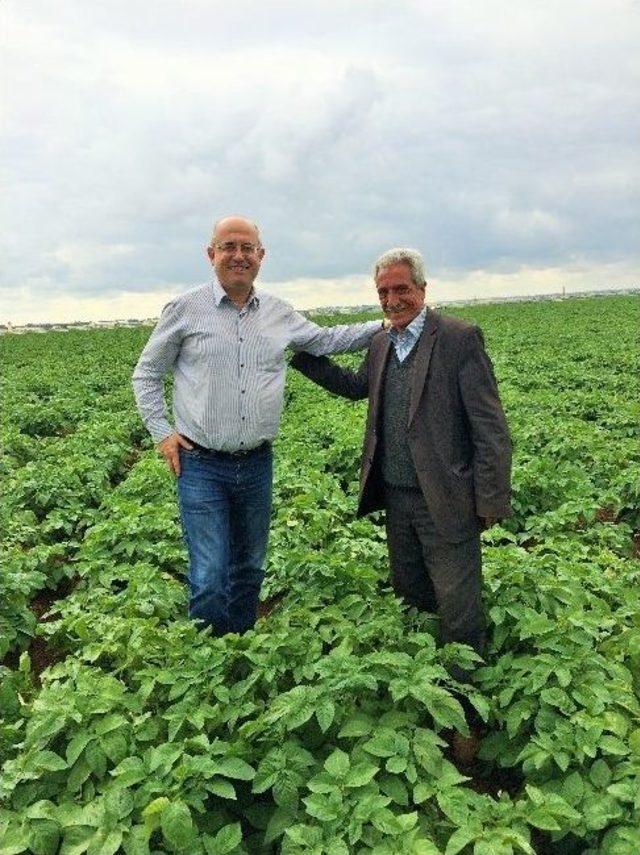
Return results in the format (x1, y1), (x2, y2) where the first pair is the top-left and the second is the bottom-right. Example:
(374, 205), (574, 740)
(1, 295), (639, 855)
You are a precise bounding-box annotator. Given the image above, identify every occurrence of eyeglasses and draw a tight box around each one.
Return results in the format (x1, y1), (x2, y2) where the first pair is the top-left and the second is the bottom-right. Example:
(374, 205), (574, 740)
(214, 241), (261, 255)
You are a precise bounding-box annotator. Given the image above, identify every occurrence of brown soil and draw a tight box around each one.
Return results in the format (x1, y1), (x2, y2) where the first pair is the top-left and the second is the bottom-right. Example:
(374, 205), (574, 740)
(1, 576), (79, 680)
(257, 593), (284, 619)
(2, 442), (148, 679)
(518, 536), (541, 551)
(441, 727), (523, 800)
(28, 634), (66, 681)
(464, 763), (523, 799)
(595, 506), (618, 523)
(30, 575), (79, 621)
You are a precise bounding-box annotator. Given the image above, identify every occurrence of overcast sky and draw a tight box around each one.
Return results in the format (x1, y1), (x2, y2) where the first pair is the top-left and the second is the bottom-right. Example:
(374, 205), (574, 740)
(2, 0), (639, 323)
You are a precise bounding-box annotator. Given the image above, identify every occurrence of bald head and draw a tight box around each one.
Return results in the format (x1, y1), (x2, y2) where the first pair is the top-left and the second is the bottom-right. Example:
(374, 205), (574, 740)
(206, 215), (265, 301)
(210, 216), (261, 249)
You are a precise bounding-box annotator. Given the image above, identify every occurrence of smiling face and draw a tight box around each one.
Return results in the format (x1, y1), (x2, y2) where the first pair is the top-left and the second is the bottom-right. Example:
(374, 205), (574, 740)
(207, 217), (265, 295)
(375, 262), (426, 329)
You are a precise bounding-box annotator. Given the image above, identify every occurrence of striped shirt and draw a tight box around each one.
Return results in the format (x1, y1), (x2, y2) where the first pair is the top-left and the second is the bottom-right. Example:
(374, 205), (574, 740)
(388, 308), (427, 362)
(132, 279), (380, 451)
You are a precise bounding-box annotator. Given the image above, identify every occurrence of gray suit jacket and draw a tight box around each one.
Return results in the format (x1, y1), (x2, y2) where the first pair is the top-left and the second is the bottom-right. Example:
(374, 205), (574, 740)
(290, 309), (512, 542)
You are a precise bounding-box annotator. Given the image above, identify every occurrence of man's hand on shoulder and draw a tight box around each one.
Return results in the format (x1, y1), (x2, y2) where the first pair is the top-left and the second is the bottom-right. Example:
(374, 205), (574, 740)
(157, 433), (193, 477)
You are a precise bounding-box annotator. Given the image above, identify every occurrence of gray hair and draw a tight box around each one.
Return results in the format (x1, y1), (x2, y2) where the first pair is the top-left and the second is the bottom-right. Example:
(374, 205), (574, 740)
(373, 247), (426, 287)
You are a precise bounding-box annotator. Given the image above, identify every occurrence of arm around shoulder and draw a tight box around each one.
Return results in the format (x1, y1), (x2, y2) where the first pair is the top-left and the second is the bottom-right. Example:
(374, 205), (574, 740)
(290, 350), (370, 401)
(286, 305), (381, 356)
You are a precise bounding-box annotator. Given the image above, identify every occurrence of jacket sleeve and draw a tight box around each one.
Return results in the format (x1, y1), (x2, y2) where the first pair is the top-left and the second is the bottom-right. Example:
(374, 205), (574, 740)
(290, 350), (370, 401)
(458, 327), (513, 518)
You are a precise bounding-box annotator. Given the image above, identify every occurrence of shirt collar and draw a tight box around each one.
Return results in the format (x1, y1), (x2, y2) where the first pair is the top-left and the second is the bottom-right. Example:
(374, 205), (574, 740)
(388, 307), (427, 343)
(211, 278), (260, 309)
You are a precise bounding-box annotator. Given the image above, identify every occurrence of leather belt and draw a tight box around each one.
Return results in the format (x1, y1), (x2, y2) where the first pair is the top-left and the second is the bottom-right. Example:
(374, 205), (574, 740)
(182, 437), (270, 459)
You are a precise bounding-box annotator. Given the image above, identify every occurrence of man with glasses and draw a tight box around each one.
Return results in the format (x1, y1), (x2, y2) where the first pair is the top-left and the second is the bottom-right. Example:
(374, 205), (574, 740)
(133, 215), (382, 636)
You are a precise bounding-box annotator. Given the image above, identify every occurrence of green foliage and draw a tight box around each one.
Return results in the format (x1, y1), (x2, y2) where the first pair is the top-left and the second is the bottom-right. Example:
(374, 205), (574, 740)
(1, 296), (639, 852)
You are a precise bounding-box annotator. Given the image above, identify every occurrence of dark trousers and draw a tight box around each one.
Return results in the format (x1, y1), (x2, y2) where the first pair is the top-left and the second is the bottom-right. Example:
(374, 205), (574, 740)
(385, 486), (485, 684)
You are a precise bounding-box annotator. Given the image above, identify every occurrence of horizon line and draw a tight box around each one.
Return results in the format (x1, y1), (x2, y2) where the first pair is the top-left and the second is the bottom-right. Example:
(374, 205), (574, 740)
(3, 286), (638, 331)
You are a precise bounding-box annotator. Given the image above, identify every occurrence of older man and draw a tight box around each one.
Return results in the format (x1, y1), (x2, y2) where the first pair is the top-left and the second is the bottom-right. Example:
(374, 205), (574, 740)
(291, 248), (512, 750)
(133, 216), (381, 635)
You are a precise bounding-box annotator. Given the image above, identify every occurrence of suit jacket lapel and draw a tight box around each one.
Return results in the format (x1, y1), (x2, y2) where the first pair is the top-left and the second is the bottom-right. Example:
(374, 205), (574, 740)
(370, 332), (391, 425)
(408, 310), (438, 426)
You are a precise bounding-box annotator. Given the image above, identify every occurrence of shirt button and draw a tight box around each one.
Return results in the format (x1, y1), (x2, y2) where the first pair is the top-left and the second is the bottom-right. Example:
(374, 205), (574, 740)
(240, 363), (244, 368)
(241, 389), (245, 394)
(239, 337), (244, 342)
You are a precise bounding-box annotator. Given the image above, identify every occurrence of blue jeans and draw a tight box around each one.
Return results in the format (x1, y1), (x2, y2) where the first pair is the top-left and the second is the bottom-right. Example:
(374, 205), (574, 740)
(177, 444), (273, 635)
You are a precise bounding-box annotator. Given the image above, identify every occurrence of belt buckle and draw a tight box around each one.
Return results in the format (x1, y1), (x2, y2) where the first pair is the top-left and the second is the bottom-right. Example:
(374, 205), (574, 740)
(235, 441), (267, 457)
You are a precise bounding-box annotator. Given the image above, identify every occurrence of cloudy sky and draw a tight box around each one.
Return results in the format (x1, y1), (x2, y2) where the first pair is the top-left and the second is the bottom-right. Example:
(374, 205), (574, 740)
(2, 1), (639, 323)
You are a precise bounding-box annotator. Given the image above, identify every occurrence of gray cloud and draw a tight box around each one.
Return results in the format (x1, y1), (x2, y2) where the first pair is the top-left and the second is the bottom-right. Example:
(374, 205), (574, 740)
(2, 0), (638, 320)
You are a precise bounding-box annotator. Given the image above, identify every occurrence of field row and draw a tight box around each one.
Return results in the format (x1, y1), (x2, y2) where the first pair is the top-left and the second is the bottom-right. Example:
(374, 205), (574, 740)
(1, 295), (639, 854)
